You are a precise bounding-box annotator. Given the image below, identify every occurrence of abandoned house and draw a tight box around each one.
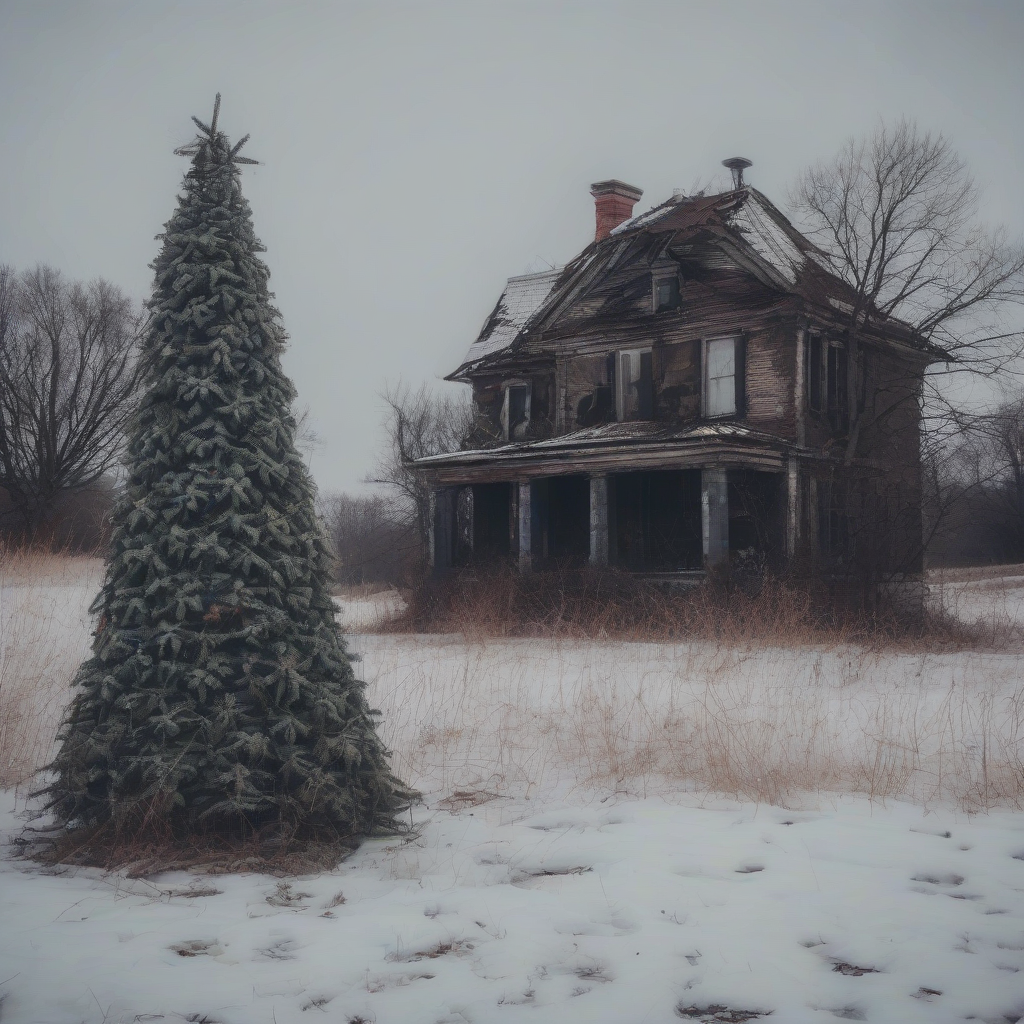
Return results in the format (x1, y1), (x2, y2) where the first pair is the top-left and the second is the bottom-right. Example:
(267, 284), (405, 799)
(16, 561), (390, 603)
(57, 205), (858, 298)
(416, 161), (943, 579)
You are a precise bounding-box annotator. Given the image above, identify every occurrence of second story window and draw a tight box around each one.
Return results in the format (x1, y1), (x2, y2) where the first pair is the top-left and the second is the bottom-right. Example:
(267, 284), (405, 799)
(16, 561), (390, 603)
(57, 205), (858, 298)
(704, 337), (739, 417)
(502, 383), (531, 440)
(616, 349), (653, 421)
(807, 333), (848, 430)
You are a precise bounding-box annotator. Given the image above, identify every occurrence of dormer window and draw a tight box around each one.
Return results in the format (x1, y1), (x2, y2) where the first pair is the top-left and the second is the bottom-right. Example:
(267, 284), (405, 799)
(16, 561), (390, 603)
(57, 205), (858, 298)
(654, 275), (681, 312)
(501, 383), (531, 440)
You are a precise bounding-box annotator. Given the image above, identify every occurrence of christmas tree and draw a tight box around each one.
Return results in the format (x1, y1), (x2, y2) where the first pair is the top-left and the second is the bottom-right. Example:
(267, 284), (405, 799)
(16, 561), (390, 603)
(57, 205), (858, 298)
(43, 97), (412, 860)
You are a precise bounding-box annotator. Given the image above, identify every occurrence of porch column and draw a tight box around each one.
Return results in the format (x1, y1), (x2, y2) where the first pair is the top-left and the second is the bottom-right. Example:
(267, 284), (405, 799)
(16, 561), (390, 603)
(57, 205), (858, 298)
(589, 474), (609, 567)
(517, 481), (532, 571)
(786, 458), (799, 558)
(430, 486), (456, 575)
(701, 468), (729, 566)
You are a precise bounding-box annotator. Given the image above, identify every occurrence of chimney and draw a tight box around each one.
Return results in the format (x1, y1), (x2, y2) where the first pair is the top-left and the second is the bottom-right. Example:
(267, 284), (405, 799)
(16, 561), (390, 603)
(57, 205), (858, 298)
(590, 180), (643, 242)
(721, 157), (752, 190)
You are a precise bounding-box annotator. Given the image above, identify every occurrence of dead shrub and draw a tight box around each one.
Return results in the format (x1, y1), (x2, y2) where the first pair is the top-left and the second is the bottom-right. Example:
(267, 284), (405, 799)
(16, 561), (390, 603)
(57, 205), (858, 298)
(387, 563), (988, 650)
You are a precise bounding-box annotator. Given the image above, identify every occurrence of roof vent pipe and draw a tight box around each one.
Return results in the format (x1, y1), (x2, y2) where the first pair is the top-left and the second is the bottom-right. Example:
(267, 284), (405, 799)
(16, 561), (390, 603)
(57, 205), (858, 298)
(589, 180), (643, 242)
(722, 157), (752, 189)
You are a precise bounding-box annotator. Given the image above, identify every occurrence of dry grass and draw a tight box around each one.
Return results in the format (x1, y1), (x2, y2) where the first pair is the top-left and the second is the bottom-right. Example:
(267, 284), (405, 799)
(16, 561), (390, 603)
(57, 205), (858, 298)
(0, 545), (101, 790)
(387, 564), (1002, 651)
(19, 815), (364, 877)
(3, 551), (1023, 853)
(357, 633), (1024, 813)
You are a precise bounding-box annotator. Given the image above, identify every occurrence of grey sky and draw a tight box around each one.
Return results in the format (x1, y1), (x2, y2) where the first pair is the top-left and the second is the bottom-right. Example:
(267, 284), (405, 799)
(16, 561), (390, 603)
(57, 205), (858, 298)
(2, 1), (1022, 493)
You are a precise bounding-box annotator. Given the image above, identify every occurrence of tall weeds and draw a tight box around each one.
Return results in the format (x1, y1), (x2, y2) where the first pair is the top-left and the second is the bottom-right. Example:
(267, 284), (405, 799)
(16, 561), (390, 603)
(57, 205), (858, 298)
(388, 564), (992, 650)
(0, 546), (100, 789)
(3, 552), (1022, 817)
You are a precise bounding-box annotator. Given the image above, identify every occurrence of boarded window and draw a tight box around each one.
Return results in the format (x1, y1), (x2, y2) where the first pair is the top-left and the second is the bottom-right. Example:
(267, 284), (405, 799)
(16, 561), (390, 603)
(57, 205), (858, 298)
(501, 384), (531, 439)
(617, 349), (653, 421)
(705, 337), (737, 417)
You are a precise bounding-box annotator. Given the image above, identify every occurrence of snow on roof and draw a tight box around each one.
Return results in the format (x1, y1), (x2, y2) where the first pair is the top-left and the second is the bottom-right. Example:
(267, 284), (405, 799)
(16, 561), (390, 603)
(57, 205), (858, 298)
(414, 420), (784, 467)
(453, 268), (562, 376)
(608, 193), (686, 236)
(726, 192), (804, 285)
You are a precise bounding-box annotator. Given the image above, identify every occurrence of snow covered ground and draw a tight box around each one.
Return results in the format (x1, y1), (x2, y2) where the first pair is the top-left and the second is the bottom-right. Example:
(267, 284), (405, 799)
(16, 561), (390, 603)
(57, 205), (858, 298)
(2, 559), (1024, 1023)
(3, 789), (1024, 1024)
(927, 568), (1024, 635)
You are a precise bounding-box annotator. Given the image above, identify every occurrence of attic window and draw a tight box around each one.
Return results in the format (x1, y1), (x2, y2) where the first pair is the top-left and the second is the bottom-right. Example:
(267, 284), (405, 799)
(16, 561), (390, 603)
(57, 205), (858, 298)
(654, 275), (680, 312)
(502, 383), (531, 440)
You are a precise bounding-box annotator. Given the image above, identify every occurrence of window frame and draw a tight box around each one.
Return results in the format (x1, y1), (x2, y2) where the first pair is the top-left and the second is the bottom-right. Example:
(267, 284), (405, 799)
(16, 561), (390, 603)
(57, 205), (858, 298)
(615, 348), (653, 422)
(653, 273), (681, 313)
(702, 335), (739, 419)
(806, 331), (848, 430)
(501, 381), (531, 440)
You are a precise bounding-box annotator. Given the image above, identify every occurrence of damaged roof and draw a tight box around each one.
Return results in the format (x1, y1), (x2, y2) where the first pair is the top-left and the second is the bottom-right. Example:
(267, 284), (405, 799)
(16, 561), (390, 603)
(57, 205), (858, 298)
(452, 268), (562, 378)
(448, 186), (934, 381)
(415, 420), (791, 476)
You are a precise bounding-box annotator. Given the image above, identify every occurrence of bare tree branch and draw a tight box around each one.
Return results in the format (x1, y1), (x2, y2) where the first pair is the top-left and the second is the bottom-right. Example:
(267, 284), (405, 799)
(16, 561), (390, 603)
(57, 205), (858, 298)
(369, 382), (473, 561)
(0, 264), (146, 538)
(791, 119), (1024, 467)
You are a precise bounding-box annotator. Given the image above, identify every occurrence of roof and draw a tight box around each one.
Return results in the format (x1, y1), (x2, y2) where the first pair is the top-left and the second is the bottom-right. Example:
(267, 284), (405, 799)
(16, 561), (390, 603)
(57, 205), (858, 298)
(447, 186), (938, 381)
(415, 420), (790, 472)
(451, 268), (562, 379)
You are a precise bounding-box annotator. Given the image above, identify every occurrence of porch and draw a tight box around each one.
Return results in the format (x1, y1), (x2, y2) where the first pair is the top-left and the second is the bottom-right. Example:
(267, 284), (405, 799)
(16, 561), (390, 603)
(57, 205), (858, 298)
(417, 424), (800, 575)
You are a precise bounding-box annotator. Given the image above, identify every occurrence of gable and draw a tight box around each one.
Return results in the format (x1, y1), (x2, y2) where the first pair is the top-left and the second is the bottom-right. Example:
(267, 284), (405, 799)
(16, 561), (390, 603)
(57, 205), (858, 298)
(449, 268), (561, 380)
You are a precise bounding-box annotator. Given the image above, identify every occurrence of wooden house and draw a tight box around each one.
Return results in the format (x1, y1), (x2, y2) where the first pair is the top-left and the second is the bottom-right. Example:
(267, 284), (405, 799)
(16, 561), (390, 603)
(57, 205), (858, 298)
(416, 163), (942, 580)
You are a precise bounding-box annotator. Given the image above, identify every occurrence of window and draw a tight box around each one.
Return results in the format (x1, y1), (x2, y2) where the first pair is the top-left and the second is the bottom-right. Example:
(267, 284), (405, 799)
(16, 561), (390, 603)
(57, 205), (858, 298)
(704, 337), (737, 417)
(806, 333), (848, 430)
(501, 383), (531, 440)
(808, 332), (823, 412)
(654, 275), (680, 312)
(616, 349), (653, 421)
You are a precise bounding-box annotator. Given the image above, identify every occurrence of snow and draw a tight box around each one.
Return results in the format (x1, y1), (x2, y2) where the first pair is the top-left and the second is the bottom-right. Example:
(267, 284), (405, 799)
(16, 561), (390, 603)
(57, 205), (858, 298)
(609, 194), (685, 236)
(928, 572), (1024, 634)
(2, 560), (1024, 1023)
(3, 790), (1024, 1024)
(454, 269), (562, 376)
(726, 195), (805, 286)
(334, 590), (406, 632)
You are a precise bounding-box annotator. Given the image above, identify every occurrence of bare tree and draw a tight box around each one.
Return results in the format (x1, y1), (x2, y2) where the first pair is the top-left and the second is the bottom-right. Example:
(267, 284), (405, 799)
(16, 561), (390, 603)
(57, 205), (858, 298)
(0, 265), (146, 538)
(791, 119), (1024, 463)
(943, 393), (1024, 561)
(320, 490), (420, 586)
(370, 382), (473, 561)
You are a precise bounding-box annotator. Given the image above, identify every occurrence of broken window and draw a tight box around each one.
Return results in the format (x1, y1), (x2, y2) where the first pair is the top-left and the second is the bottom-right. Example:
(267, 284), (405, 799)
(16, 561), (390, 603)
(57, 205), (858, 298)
(807, 333), (848, 430)
(616, 349), (653, 421)
(654, 275), (680, 312)
(704, 337), (739, 418)
(501, 383), (531, 440)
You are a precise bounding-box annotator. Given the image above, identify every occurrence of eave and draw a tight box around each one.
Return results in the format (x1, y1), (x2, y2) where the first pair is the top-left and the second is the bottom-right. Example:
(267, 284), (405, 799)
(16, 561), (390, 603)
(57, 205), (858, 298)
(414, 421), (793, 486)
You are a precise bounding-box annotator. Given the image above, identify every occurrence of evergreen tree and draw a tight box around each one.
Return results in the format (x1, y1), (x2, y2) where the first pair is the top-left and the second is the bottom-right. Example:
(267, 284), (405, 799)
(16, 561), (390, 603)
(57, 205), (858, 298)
(44, 97), (412, 851)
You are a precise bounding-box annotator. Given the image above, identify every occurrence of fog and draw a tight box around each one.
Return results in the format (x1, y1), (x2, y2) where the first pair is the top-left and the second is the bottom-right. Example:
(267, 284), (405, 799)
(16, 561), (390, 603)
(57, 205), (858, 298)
(2, 1), (1022, 492)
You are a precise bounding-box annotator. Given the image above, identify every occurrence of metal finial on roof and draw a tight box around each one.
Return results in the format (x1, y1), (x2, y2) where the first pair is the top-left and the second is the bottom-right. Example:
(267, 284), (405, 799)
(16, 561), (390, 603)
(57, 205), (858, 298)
(722, 157), (753, 189)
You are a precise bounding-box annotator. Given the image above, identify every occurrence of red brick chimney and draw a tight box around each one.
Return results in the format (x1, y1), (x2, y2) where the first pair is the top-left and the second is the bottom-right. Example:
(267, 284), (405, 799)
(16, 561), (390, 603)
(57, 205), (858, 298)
(590, 180), (643, 242)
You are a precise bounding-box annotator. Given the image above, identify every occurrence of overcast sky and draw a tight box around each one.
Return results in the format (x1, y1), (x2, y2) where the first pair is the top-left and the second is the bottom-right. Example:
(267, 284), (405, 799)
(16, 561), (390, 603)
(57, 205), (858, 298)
(2, 1), (1023, 493)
